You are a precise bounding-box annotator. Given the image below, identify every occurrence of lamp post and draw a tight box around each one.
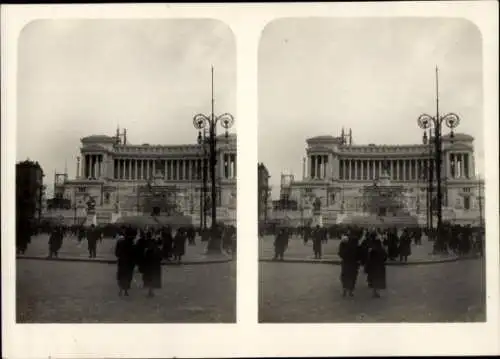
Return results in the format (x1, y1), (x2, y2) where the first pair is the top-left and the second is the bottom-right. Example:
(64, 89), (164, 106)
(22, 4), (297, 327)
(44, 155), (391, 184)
(193, 66), (235, 253)
(417, 67), (460, 248)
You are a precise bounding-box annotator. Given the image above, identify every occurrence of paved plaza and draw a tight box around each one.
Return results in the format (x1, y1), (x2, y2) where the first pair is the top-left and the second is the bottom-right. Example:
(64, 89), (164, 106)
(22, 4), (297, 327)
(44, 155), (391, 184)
(259, 257), (485, 323)
(17, 259), (236, 323)
(259, 235), (459, 264)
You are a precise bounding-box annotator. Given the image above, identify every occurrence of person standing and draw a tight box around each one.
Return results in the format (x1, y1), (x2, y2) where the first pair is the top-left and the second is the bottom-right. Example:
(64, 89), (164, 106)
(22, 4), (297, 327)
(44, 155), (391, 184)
(48, 225), (63, 258)
(312, 225), (323, 259)
(173, 228), (186, 263)
(273, 227), (288, 260)
(161, 226), (173, 261)
(338, 234), (361, 297)
(142, 238), (163, 297)
(87, 224), (99, 258)
(115, 228), (136, 296)
(398, 229), (412, 262)
(366, 237), (388, 298)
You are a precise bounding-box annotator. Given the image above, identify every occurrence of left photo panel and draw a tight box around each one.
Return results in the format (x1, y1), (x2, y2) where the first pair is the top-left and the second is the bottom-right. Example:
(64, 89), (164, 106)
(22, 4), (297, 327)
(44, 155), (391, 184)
(16, 19), (237, 323)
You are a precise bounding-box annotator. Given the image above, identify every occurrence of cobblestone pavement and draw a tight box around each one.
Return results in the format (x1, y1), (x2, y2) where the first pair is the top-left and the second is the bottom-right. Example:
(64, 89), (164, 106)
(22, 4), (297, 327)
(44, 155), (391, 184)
(17, 260), (236, 323)
(259, 258), (485, 322)
(259, 235), (455, 263)
(19, 234), (228, 263)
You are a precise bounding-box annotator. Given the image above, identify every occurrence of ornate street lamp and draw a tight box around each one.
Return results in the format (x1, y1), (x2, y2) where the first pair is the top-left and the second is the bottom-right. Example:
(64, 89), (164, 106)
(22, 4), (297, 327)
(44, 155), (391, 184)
(417, 67), (460, 248)
(193, 66), (235, 253)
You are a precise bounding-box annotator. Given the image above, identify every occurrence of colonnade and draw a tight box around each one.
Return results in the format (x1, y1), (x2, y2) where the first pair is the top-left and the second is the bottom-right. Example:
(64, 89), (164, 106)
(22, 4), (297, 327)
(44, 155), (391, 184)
(82, 154), (103, 179)
(449, 152), (473, 179)
(308, 154), (330, 179)
(112, 152), (236, 181)
(339, 158), (433, 181)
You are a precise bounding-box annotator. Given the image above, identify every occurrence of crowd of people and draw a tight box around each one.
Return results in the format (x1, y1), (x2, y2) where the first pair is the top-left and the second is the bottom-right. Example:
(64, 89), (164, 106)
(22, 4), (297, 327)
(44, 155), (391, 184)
(16, 221), (236, 297)
(266, 223), (484, 298)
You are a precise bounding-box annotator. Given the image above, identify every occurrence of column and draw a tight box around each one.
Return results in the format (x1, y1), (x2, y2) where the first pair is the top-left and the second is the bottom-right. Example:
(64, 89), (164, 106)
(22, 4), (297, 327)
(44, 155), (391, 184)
(469, 153), (475, 178)
(360, 160), (364, 180)
(177, 160), (181, 180)
(390, 160), (394, 179)
(219, 151), (224, 178)
(99, 155), (103, 178)
(88, 155), (92, 178)
(234, 154), (237, 178)
(311, 156), (316, 179)
(402, 159), (406, 181)
(322, 155), (326, 178)
(353, 159), (357, 180)
(90, 155), (95, 178)
(460, 153), (465, 178)
(152, 159), (156, 177)
(318, 155), (321, 179)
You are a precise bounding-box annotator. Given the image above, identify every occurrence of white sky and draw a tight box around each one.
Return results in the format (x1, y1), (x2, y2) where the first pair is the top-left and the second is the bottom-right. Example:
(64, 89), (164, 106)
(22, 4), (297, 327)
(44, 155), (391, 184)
(258, 18), (484, 199)
(17, 19), (236, 196)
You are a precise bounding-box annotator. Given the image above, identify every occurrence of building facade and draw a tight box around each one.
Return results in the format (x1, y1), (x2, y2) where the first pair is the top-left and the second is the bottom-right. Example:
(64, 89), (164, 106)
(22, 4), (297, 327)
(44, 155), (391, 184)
(257, 163), (271, 222)
(279, 129), (483, 226)
(54, 131), (237, 225)
(16, 160), (45, 223)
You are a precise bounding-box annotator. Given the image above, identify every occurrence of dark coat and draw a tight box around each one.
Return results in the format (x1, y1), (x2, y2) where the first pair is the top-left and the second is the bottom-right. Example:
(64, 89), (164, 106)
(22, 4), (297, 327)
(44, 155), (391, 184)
(338, 239), (360, 290)
(161, 229), (173, 258)
(366, 245), (387, 290)
(173, 232), (186, 256)
(49, 228), (63, 252)
(142, 245), (162, 289)
(115, 238), (136, 290)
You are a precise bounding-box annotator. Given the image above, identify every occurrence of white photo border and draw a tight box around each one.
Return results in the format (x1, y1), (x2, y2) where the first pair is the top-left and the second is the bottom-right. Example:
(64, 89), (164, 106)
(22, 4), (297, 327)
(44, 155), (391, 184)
(2, 2), (499, 358)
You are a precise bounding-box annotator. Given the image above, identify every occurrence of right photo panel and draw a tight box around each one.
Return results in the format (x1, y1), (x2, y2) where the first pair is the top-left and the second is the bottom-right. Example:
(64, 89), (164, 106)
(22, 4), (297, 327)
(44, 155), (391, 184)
(258, 17), (486, 323)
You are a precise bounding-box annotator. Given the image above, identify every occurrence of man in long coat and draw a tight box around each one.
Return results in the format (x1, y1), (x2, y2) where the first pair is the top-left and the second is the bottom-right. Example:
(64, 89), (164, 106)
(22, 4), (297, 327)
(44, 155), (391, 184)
(312, 225), (323, 259)
(87, 224), (100, 258)
(338, 234), (361, 297)
(115, 228), (136, 296)
(366, 238), (388, 298)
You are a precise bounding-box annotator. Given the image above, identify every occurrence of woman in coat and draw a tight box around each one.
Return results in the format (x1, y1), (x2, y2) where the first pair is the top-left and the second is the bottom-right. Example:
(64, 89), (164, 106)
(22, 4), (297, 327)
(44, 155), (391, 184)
(173, 228), (186, 263)
(338, 234), (361, 297)
(48, 225), (63, 258)
(115, 228), (136, 296)
(142, 238), (163, 297)
(366, 238), (388, 298)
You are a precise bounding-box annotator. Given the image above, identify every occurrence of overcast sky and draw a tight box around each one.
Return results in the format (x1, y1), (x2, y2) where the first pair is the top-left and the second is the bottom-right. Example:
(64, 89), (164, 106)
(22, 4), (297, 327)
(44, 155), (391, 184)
(258, 18), (484, 199)
(17, 19), (235, 196)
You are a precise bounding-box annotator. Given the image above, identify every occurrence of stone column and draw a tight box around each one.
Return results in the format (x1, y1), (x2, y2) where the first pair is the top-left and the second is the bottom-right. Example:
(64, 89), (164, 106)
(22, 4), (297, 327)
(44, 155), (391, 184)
(76, 156), (81, 179)
(354, 159), (358, 180)
(219, 151), (225, 178)
(234, 154), (237, 179)
(390, 160), (394, 179)
(90, 155), (94, 178)
(469, 153), (475, 178)
(152, 159), (156, 177)
(98, 155), (103, 178)
(310, 156), (315, 179)
(460, 153), (466, 179)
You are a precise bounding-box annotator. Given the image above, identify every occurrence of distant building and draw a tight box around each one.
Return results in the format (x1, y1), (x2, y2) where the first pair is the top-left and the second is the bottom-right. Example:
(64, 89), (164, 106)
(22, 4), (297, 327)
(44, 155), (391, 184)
(16, 160), (44, 223)
(258, 163), (271, 222)
(53, 129), (237, 225)
(278, 128), (484, 226)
